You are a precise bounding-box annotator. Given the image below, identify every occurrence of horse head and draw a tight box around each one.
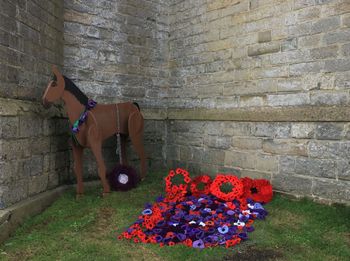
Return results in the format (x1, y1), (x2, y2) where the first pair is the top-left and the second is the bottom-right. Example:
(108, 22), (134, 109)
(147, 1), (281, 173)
(42, 66), (65, 109)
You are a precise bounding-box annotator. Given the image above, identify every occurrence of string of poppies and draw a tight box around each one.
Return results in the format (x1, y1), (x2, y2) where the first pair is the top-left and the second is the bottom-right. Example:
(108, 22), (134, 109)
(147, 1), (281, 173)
(119, 168), (273, 249)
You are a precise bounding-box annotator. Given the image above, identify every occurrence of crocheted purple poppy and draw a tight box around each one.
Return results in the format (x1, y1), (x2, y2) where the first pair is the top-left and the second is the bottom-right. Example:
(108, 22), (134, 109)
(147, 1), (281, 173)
(108, 164), (139, 191)
(193, 239), (205, 249)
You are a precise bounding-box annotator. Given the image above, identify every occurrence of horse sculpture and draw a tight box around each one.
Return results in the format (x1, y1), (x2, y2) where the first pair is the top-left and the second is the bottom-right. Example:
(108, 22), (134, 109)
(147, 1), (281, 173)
(42, 66), (146, 197)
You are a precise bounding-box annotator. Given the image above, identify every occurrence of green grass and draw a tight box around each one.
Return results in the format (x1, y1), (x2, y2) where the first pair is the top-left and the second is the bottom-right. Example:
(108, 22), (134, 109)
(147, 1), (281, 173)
(0, 172), (349, 261)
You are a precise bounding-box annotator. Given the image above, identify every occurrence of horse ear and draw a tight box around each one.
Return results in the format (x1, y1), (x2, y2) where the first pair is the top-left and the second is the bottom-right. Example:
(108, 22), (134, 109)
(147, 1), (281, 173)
(52, 65), (60, 77)
(51, 65), (65, 89)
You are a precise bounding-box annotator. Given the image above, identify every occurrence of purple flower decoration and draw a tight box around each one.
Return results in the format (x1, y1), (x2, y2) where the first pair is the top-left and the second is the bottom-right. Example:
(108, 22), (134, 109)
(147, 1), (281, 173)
(142, 209), (152, 215)
(72, 126), (79, 133)
(87, 99), (97, 109)
(218, 225), (229, 234)
(193, 239), (205, 249)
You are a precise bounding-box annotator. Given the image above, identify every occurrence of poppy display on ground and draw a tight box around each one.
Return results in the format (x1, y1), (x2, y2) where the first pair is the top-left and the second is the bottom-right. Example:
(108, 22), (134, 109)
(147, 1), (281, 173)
(118, 168), (273, 248)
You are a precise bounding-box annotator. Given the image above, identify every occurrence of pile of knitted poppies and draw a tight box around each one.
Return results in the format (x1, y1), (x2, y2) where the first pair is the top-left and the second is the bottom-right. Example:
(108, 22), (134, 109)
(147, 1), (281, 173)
(118, 168), (273, 249)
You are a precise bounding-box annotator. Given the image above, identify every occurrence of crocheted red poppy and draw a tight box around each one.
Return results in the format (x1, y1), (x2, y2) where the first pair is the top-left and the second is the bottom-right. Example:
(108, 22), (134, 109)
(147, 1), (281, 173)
(241, 177), (273, 203)
(210, 174), (243, 201)
(165, 168), (191, 202)
(190, 175), (212, 197)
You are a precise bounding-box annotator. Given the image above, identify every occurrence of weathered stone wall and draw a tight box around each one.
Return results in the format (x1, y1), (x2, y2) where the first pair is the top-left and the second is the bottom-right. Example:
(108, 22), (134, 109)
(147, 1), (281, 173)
(0, 0), (67, 209)
(165, 0), (350, 203)
(168, 0), (350, 108)
(63, 0), (170, 178)
(63, 0), (169, 106)
(2, 0), (349, 209)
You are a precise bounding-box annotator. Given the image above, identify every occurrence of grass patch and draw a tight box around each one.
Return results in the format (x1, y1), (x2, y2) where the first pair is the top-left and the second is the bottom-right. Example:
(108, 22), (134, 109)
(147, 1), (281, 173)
(0, 172), (349, 261)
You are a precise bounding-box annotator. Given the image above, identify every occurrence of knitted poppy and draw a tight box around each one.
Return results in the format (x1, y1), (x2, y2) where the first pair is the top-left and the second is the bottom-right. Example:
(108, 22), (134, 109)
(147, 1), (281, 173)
(165, 168), (191, 202)
(119, 169), (272, 249)
(190, 175), (212, 197)
(241, 177), (273, 203)
(210, 175), (243, 201)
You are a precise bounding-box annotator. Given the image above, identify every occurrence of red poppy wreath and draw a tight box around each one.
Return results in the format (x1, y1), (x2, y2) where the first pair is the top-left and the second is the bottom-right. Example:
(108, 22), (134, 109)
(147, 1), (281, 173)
(210, 174), (243, 201)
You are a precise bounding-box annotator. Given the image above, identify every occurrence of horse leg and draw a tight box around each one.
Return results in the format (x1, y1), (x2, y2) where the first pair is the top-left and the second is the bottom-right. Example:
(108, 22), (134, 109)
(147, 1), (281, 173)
(72, 144), (84, 197)
(90, 140), (110, 196)
(128, 112), (147, 180)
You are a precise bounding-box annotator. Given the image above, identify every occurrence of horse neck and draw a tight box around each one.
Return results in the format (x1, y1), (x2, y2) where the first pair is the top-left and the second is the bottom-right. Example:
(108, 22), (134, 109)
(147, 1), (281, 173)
(61, 90), (86, 125)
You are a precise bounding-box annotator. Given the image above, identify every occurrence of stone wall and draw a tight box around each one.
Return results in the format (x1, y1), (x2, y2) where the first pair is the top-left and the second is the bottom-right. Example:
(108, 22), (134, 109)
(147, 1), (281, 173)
(1, 0), (349, 209)
(63, 0), (169, 106)
(0, 0), (68, 209)
(168, 0), (350, 108)
(164, 0), (350, 203)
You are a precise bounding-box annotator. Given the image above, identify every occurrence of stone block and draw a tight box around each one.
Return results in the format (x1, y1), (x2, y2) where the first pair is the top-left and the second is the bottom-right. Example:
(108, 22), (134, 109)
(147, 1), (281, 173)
(232, 137), (263, 150)
(28, 173), (49, 196)
(239, 96), (265, 107)
(312, 179), (350, 202)
(279, 156), (296, 174)
(0, 116), (19, 138)
(298, 34), (321, 48)
(341, 43), (350, 56)
(315, 123), (344, 140)
(248, 42), (280, 56)
(297, 7), (320, 22)
(267, 93), (310, 106)
(295, 157), (336, 178)
(255, 153), (278, 172)
(258, 30), (271, 43)
(325, 59), (350, 72)
(294, 0), (315, 10)
(19, 116), (43, 138)
(23, 155), (43, 176)
(290, 62), (324, 76)
(272, 174), (312, 195)
(310, 91), (348, 106)
(262, 139), (308, 156)
(337, 160), (350, 180)
(205, 135), (232, 150)
(253, 123), (291, 138)
(240, 169), (271, 180)
(224, 151), (255, 169)
(310, 45), (338, 59)
(202, 150), (225, 165)
(0, 139), (31, 160)
(324, 29), (350, 45)
(281, 38), (298, 51)
(291, 123), (315, 138)
(342, 13), (350, 27)
(308, 141), (342, 159)
(223, 122), (252, 136)
(311, 16), (340, 34)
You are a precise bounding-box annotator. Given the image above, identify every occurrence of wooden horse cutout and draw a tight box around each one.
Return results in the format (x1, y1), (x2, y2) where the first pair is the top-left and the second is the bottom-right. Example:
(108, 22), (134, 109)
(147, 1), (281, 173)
(42, 66), (147, 197)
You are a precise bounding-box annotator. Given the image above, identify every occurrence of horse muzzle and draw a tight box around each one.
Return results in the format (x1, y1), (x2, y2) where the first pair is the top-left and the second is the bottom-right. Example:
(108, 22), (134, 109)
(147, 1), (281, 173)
(42, 98), (52, 109)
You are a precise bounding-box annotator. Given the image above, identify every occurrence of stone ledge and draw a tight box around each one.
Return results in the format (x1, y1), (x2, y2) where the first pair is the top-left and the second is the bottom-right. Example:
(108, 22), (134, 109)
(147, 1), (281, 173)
(165, 106), (350, 122)
(0, 181), (99, 244)
(2, 98), (350, 122)
(0, 98), (65, 118)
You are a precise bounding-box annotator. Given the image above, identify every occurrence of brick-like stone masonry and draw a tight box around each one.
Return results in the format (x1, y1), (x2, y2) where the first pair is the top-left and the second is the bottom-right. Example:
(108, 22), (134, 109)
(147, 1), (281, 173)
(1, 0), (350, 210)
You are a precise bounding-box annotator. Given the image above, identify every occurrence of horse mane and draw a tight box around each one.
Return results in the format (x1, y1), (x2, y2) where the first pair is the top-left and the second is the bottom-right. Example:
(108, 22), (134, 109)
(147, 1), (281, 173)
(52, 74), (89, 106)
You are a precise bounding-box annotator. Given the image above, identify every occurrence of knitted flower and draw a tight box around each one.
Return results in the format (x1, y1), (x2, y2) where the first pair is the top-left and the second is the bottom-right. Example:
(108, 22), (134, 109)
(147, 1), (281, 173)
(210, 174), (243, 201)
(190, 175), (212, 197)
(241, 177), (273, 203)
(165, 168), (191, 202)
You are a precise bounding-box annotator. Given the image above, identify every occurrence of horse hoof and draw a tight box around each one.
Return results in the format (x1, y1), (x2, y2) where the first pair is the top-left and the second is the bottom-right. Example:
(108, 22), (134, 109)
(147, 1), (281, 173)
(76, 194), (84, 200)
